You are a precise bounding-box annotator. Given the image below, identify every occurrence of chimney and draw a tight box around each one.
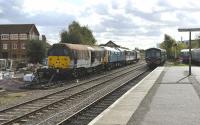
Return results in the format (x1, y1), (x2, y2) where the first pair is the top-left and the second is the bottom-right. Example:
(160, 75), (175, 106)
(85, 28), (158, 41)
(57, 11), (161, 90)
(42, 35), (46, 42)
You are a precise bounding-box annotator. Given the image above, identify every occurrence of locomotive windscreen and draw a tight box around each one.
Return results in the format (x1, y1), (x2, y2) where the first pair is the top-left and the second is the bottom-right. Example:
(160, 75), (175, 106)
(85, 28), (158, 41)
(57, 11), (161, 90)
(48, 45), (69, 56)
(146, 49), (160, 58)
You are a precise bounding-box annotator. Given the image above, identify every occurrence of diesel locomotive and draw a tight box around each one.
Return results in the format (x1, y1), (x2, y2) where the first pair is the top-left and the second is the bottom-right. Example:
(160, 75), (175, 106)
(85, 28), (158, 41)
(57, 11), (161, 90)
(145, 48), (167, 68)
(45, 43), (140, 78)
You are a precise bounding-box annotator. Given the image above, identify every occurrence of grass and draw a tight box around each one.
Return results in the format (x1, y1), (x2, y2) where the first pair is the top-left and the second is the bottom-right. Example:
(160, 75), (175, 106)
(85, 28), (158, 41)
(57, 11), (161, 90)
(0, 92), (26, 105)
(173, 62), (188, 66)
(165, 60), (189, 66)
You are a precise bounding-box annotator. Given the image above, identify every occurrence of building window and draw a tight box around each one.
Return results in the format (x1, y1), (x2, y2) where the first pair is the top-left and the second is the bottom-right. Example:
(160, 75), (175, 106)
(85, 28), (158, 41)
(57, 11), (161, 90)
(19, 34), (27, 40)
(12, 54), (17, 58)
(3, 44), (8, 50)
(10, 34), (18, 40)
(1, 34), (9, 40)
(21, 43), (26, 49)
(12, 43), (17, 49)
(30, 34), (39, 40)
(22, 55), (26, 58)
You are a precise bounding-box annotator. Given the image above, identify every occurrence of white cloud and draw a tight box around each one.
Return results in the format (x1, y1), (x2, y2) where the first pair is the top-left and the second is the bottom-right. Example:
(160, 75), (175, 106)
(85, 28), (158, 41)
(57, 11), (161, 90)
(23, 0), (80, 15)
(160, 12), (179, 22)
(1, 0), (200, 49)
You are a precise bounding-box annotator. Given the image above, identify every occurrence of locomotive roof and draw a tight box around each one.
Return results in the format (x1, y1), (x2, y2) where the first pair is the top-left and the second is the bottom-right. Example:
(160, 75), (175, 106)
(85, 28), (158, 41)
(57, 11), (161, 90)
(117, 47), (128, 52)
(102, 46), (119, 52)
(181, 49), (189, 52)
(63, 43), (90, 50)
(53, 43), (104, 51)
(146, 47), (166, 52)
(91, 46), (105, 51)
(181, 49), (195, 52)
(191, 48), (200, 52)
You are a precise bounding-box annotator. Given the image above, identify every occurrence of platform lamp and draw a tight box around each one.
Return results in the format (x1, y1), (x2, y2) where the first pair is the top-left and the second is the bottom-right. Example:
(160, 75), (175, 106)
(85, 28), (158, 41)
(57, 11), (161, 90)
(178, 28), (200, 75)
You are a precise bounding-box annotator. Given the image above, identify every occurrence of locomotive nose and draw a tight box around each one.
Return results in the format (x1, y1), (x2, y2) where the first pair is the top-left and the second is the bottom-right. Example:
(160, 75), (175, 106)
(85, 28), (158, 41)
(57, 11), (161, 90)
(48, 56), (70, 69)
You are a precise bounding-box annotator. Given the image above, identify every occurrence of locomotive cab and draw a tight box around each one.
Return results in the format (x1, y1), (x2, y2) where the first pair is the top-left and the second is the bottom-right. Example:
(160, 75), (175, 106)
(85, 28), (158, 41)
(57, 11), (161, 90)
(145, 48), (166, 68)
(48, 44), (71, 69)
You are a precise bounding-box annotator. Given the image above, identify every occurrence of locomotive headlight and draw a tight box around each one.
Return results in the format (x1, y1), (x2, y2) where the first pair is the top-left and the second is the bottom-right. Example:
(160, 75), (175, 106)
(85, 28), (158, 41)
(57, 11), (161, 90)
(56, 69), (59, 73)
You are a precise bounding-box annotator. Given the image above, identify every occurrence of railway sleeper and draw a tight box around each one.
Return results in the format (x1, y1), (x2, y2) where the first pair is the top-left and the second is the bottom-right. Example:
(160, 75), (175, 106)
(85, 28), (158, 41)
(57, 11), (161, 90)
(19, 119), (29, 122)
(42, 99), (57, 101)
(51, 96), (64, 100)
(24, 106), (44, 109)
(35, 112), (43, 115)
(0, 118), (10, 121)
(39, 100), (55, 103)
(1, 111), (16, 114)
(81, 113), (96, 117)
(75, 116), (92, 121)
(84, 110), (100, 115)
(35, 102), (52, 105)
(20, 106), (40, 109)
(67, 98), (76, 101)
(96, 101), (112, 106)
(47, 107), (55, 110)
(28, 115), (37, 118)
(26, 104), (44, 107)
(42, 109), (50, 112)
(13, 107), (35, 111)
(93, 105), (108, 108)
(89, 107), (104, 112)
(69, 120), (87, 125)
(0, 114), (15, 117)
(53, 103), (63, 107)
(101, 98), (114, 101)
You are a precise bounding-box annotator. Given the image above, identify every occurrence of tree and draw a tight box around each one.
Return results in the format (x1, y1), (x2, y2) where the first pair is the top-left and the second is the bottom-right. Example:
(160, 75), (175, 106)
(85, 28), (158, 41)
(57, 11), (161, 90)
(26, 40), (46, 64)
(171, 41), (187, 58)
(60, 21), (96, 45)
(160, 34), (176, 59)
(176, 41), (187, 56)
(160, 37), (187, 59)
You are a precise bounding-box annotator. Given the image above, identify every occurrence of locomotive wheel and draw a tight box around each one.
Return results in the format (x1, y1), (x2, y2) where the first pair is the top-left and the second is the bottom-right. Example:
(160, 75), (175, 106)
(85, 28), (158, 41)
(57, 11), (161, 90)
(72, 69), (79, 78)
(107, 64), (111, 71)
(79, 68), (86, 77)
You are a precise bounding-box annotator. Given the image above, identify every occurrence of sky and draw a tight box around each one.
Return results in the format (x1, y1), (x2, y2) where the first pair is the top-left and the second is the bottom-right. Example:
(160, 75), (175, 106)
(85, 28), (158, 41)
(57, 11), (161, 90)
(1, 0), (200, 49)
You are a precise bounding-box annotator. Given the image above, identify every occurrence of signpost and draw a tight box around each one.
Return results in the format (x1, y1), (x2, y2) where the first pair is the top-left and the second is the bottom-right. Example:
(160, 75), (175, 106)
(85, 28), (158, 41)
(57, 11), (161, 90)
(178, 28), (200, 75)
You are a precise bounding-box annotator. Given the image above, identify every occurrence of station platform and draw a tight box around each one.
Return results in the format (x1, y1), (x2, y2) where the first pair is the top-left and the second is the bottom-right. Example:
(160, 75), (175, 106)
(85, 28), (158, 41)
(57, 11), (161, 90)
(89, 66), (200, 125)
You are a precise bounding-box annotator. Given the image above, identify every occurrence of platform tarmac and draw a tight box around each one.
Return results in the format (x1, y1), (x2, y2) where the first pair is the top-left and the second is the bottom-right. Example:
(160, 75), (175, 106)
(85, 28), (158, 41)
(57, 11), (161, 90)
(89, 66), (200, 125)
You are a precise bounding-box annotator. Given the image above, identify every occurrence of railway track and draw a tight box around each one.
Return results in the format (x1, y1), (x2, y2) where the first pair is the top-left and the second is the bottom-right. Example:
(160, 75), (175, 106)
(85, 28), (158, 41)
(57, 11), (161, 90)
(27, 61), (145, 89)
(0, 62), (147, 125)
(56, 67), (150, 125)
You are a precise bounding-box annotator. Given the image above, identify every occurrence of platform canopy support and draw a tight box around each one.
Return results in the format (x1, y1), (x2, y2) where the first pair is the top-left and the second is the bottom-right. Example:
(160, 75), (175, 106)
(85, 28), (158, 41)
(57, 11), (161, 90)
(178, 28), (200, 75)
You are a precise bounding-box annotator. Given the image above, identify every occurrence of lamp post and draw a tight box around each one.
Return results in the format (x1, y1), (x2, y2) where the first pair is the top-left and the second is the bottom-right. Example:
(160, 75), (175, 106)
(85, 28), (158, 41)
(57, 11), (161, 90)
(178, 28), (200, 75)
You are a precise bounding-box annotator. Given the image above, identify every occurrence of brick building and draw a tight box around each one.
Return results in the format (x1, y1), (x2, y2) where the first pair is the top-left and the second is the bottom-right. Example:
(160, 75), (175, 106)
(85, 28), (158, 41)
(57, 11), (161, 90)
(0, 24), (40, 60)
